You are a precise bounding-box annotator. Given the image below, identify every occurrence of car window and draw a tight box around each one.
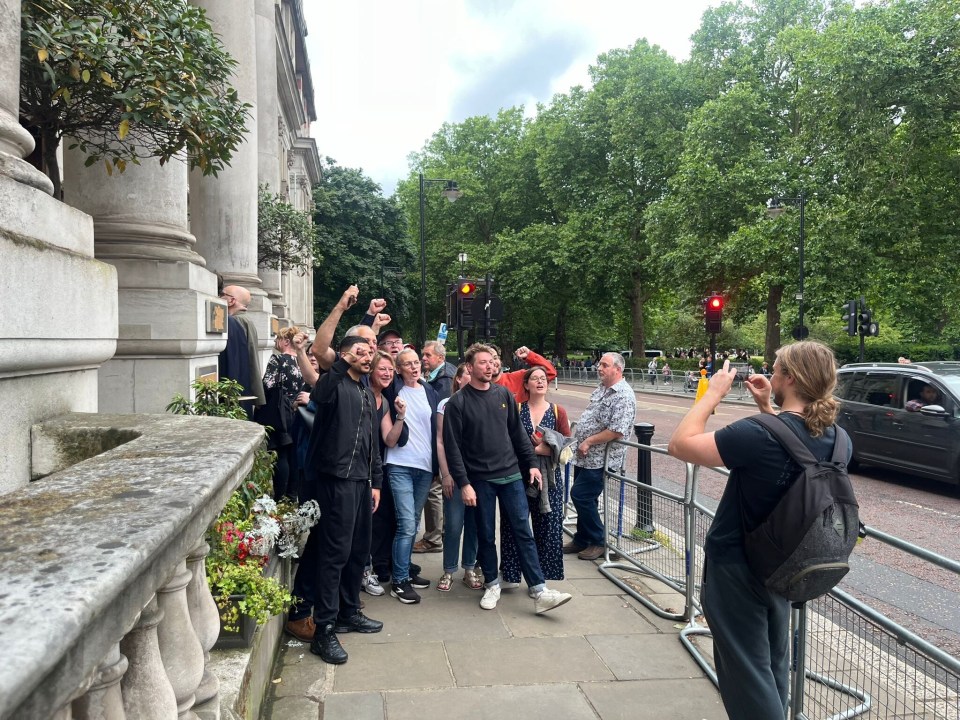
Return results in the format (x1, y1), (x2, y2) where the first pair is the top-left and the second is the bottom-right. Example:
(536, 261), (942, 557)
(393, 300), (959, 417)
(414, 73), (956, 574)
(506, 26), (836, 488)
(835, 373), (854, 400)
(843, 372), (898, 406)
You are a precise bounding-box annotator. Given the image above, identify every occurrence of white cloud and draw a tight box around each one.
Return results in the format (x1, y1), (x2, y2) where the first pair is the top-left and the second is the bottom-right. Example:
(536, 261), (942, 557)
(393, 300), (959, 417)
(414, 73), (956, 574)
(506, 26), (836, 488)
(301, 1), (718, 195)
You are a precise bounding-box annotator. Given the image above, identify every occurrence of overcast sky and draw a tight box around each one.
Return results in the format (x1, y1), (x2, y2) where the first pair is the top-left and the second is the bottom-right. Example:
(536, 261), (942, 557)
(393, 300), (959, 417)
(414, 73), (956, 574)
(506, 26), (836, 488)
(301, 1), (719, 196)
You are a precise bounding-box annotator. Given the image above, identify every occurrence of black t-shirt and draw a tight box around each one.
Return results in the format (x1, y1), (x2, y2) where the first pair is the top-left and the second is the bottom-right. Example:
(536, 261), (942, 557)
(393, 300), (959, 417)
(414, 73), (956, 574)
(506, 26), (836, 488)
(706, 413), (852, 563)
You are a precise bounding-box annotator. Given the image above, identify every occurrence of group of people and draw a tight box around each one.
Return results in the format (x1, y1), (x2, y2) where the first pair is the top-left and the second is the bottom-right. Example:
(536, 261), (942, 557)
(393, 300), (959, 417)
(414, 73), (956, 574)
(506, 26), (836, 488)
(217, 279), (853, 720)
(253, 284), (639, 667)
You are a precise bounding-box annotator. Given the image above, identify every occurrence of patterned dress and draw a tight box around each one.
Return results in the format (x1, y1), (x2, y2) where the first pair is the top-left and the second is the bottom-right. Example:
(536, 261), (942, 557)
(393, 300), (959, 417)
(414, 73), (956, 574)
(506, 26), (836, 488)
(499, 402), (566, 583)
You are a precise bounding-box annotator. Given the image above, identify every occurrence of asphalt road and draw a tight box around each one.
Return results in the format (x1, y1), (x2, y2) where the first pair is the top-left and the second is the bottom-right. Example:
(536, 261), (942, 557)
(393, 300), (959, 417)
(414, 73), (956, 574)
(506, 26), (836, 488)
(549, 380), (960, 658)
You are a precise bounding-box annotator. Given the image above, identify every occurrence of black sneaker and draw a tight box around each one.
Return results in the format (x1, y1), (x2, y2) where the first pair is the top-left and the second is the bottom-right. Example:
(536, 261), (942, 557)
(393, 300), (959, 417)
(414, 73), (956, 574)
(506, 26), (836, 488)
(410, 573), (431, 589)
(334, 611), (384, 634)
(391, 580), (421, 604)
(409, 562), (422, 577)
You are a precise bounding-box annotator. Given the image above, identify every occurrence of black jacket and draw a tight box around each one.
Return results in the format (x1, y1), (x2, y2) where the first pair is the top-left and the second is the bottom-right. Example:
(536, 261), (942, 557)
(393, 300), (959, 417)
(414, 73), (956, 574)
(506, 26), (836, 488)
(427, 361), (457, 401)
(305, 358), (383, 488)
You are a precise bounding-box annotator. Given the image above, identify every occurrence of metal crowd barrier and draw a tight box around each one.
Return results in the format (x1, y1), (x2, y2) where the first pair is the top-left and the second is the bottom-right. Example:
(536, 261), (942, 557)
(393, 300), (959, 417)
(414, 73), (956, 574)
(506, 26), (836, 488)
(553, 366), (754, 400)
(562, 427), (960, 720)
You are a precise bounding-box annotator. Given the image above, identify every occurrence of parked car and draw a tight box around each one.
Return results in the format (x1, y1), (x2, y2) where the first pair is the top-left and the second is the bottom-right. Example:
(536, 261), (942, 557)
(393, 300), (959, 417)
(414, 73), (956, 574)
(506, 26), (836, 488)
(833, 362), (960, 485)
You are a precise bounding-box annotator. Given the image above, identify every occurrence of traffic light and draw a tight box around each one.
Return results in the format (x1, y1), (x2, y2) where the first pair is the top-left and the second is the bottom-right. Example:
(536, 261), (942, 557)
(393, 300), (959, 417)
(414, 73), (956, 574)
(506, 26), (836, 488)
(842, 299), (857, 336)
(705, 294), (724, 334)
(456, 279), (477, 329)
(858, 303), (879, 337)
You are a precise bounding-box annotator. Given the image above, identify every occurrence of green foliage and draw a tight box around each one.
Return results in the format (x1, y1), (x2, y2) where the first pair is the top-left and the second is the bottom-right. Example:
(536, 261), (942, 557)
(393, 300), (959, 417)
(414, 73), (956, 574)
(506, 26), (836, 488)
(258, 185), (317, 272)
(313, 158), (413, 330)
(20, 0), (251, 197)
(206, 556), (293, 632)
(166, 378), (249, 420)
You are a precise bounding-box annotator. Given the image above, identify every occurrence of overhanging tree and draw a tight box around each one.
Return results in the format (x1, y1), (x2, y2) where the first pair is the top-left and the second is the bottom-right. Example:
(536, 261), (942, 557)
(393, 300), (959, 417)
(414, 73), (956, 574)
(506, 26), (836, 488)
(20, 0), (250, 197)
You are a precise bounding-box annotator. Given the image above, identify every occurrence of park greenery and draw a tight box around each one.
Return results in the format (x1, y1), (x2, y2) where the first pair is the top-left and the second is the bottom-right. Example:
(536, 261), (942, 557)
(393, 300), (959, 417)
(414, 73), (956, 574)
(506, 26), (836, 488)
(257, 185), (317, 273)
(19, 0), (250, 197)
(366, 0), (957, 362)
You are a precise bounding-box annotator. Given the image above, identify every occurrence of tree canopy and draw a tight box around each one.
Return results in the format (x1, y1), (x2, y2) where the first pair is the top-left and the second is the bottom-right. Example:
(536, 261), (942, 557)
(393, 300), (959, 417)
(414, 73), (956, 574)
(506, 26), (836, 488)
(20, 0), (250, 196)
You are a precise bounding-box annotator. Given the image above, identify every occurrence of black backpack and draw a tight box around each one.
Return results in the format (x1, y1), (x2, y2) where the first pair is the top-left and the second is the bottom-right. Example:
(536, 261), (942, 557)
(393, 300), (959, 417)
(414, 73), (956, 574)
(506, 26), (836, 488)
(739, 414), (860, 603)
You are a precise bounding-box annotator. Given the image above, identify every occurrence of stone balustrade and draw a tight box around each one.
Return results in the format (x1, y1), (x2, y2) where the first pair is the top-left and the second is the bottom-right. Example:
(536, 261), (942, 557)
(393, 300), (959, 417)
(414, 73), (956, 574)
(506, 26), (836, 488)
(0, 413), (264, 720)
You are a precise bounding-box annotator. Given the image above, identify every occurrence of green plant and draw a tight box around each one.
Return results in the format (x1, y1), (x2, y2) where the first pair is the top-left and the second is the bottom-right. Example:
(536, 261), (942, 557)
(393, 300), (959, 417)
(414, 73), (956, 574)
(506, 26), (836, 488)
(166, 377), (249, 419)
(20, 0), (250, 197)
(207, 557), (292, 632)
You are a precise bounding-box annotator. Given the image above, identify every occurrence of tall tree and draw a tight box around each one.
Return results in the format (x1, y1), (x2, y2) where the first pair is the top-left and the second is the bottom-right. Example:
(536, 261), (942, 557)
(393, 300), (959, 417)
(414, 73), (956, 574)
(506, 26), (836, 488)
(312, 159), (412, 330)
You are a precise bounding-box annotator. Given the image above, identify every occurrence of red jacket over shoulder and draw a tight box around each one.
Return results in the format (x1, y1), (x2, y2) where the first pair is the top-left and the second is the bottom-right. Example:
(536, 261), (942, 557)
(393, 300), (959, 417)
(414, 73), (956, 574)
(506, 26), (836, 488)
(496, 350), (557, 403)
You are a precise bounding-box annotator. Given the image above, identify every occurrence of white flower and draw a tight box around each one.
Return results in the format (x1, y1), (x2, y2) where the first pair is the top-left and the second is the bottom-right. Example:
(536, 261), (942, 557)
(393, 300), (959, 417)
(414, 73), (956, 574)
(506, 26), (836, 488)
(252, 495), (278, 516)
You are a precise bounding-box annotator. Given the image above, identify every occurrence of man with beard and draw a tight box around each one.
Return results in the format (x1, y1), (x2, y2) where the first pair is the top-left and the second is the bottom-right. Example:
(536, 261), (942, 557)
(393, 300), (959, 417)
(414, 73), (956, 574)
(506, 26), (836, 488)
(289, 335), (384, 665)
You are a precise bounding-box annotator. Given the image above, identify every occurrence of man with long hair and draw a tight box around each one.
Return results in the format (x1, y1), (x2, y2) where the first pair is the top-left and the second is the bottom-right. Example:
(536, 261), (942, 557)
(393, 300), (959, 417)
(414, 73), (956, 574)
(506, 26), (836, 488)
(668, 341), (852, 719)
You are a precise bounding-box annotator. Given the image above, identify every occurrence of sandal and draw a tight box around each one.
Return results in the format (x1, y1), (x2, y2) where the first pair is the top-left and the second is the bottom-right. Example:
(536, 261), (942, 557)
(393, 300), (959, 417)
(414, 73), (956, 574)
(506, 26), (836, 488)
(462, 569), (483, 590)
(437, 572), (453, 592)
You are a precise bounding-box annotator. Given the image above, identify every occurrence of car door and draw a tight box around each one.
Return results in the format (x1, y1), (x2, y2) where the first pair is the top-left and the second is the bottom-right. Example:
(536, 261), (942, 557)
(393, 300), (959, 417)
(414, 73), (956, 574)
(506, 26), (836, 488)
(887, 376), (959, 482)
(837, 371), (900, 465)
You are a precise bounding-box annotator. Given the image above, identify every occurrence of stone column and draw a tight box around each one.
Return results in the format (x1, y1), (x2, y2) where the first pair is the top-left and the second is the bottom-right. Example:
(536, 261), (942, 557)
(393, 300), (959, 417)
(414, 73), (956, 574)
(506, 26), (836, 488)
(120, 597), (179, 719)
(157, 561), (205, 720)
(62, 150), (225, 413)
(0, 0), (117, 493)
(255, 0), (286, 321)
(0, 0), (53, 193)
(189, 0), (272, 353)
(72, 645), (128, 720)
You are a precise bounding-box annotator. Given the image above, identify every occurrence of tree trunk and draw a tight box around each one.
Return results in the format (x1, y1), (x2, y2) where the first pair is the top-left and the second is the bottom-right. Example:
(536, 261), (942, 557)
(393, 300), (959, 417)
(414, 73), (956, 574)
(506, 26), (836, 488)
(630, 271), (645, 355)
(42, 130), (62, 199)
(764, 284), (784, 364)
(554, 303), (568, 358)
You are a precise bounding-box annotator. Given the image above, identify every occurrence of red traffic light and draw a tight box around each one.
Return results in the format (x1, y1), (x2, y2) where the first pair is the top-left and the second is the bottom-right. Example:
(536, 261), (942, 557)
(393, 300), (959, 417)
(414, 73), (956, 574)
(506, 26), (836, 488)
(459, 282), (477, 295)
(707, 295), (723, 311)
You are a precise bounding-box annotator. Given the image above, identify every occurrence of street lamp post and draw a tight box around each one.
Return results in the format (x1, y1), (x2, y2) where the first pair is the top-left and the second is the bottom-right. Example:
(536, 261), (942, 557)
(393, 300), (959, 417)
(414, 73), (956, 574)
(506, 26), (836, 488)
(419, 172), (461, 348)
(768, 192), (806, 339)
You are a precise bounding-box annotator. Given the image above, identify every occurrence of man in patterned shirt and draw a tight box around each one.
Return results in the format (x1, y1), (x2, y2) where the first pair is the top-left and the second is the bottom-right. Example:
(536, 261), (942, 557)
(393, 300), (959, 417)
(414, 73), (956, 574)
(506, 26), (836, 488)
(564, 352), (637, 561)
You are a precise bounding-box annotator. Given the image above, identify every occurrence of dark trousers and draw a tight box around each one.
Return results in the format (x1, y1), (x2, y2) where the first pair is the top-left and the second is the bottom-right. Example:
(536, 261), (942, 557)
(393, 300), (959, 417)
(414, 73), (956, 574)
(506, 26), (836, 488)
(473, 478), (545, 589)
(370, 472), (396, 581)
(571, 466), (605, 547)
(289, 474), (371, 627)
(701, 558), (790, 720)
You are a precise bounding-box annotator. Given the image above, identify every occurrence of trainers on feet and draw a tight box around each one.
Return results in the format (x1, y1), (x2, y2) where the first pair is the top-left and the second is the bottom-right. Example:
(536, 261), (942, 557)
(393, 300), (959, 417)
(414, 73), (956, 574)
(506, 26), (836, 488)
(500, 580), (520, 589)
(534, 587), (572, 614)
(480, 584), (501, 610)
(361, 571), (385, 596)
(562, 541), (586, 554)
(410, 574), (431, 589)
(391, 580), (421, 604)
(412, 539), (442, 553)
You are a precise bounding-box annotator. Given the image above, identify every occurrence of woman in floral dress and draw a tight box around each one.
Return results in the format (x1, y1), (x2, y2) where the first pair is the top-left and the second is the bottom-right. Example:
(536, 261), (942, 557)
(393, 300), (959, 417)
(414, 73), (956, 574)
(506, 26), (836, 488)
(500, 366), (572, 585)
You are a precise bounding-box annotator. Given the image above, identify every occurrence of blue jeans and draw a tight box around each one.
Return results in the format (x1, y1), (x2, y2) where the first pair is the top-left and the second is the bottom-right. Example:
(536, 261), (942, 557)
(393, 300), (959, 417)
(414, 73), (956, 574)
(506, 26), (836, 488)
(571, 466), (605, 547)
(388, 464), (432, 583)
(473, 478), (545, 591)
(443, 488), (478, 574)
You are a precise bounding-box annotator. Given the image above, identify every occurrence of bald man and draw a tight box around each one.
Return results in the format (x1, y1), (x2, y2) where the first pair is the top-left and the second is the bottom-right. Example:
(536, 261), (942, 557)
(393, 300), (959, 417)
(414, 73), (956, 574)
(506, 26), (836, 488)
(221, 285), (265, 409)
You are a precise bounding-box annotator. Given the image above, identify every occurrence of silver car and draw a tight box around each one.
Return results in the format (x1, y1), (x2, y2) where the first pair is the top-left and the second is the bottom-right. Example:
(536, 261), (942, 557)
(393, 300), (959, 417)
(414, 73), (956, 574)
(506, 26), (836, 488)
(834, 362), (960, 485)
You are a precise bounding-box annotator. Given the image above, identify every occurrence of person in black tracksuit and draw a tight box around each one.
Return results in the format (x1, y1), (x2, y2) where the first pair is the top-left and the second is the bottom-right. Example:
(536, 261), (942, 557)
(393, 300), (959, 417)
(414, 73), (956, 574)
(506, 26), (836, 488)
(287, 335), (384, 665)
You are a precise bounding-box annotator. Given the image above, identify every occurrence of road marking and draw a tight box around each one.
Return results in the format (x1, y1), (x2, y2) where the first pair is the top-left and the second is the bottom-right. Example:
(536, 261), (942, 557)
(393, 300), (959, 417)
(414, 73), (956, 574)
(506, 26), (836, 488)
(894, 500), (960, 520)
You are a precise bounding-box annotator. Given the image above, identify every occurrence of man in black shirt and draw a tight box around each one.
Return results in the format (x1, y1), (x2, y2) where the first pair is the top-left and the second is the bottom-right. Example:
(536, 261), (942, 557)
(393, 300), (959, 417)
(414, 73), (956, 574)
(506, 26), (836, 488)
(668, 341), (851, 720)
(289, 335), (384, 665)
(443, 343), (572, 615)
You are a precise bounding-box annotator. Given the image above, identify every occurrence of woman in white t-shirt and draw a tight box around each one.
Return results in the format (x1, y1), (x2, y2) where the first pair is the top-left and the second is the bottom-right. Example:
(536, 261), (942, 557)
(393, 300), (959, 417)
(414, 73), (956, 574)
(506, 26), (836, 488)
(381, 348), (439, 604)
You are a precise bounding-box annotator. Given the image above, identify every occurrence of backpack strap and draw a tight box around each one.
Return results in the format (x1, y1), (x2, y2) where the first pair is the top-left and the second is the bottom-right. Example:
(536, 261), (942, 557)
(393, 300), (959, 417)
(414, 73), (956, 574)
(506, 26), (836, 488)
(750, 413), (819, 467)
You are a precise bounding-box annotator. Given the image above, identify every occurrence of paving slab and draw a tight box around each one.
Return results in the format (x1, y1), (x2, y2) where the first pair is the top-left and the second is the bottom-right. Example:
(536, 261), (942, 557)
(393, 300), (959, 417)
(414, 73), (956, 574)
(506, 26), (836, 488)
(503, 593), (661, 638)
(586, 633), (708, 680)
(321, 691), (384, 720)
(445, 635), (614, 686)
(263, 694), (320, 720)
(332, 640), (454, 692)
(579, 677), (728, 720)
(382, 683), (600, 720)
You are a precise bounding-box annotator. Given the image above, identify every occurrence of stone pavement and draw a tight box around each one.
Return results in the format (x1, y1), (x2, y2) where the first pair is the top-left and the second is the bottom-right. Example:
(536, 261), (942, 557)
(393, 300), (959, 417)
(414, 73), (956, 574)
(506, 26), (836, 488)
(262, 548), (728, 720)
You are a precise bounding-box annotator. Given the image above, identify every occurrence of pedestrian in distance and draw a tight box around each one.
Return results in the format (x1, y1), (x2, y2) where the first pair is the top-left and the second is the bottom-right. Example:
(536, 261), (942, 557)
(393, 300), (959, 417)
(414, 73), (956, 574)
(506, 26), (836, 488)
(667, 341), (852, 720)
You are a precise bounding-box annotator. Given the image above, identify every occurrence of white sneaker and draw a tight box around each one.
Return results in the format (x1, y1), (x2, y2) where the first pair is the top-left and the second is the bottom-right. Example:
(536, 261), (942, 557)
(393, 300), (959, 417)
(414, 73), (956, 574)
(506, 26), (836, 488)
(361, 571), (385, 596)
(500, 580), (520, 589)
(534, 587), (572, 614)
(480, 584), (501, 610)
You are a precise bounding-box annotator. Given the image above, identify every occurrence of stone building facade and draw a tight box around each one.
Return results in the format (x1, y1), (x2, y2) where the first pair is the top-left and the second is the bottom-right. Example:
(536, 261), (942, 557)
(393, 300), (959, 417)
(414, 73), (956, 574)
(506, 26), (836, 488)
(0, 0), (321, 494)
